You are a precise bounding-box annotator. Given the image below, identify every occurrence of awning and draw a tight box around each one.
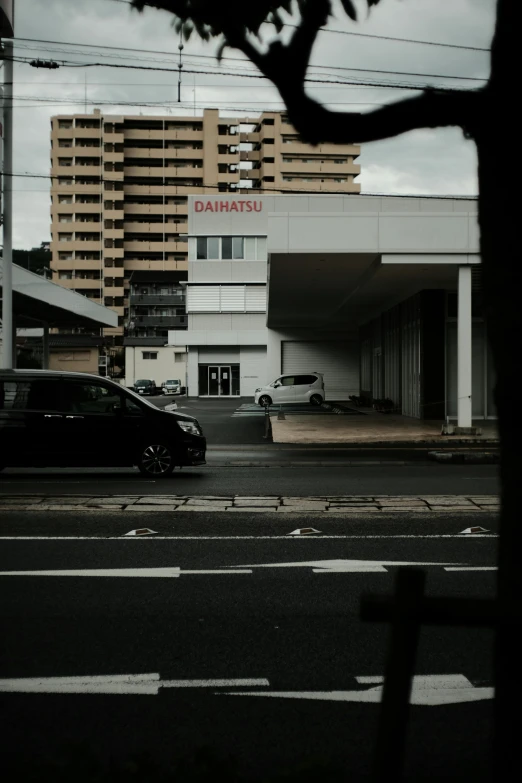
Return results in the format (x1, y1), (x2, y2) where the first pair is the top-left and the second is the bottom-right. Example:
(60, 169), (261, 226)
(1, 265), (118, 329)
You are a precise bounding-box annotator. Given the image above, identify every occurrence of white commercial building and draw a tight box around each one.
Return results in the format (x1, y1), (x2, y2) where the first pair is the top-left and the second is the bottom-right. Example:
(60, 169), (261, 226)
(168, 194), (491, 426)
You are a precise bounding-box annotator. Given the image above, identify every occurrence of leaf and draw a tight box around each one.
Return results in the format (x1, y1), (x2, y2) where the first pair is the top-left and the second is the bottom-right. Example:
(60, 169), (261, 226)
(340, 0), (357, 20)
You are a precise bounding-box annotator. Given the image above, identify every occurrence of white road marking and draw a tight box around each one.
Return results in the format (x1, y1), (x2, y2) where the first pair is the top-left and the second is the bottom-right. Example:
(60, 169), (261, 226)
(445, 566), (497, 571)
(223, 674), (494, 706)
(231, 559), (459, 573)
(0, 567), (252, 578)
(180, 569), (253, 575)
(0, 535), (497, 540)
(0, 674), (269, 695)
(0, 674), (160, 695)
(161, 678), (269, 688)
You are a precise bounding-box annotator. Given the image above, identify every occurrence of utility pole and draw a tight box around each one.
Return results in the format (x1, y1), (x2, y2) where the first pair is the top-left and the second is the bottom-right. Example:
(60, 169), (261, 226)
(1, 38), (13, 368)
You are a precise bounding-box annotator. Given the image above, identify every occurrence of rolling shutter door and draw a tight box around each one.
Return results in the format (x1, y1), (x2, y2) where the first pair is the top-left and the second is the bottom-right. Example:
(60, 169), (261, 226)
(282, 341), (359, 400)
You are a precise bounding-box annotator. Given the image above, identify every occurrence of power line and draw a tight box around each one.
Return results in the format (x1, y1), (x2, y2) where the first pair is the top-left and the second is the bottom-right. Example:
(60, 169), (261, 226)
(2, 170), (478, 200)
(9, 56), (478, 93)
(11, 39), (489, 83)
(106, 0), (490, 52)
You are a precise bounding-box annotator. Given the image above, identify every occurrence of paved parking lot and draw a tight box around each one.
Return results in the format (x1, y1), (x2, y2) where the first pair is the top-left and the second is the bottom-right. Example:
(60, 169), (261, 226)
(144, 397), (358, 444)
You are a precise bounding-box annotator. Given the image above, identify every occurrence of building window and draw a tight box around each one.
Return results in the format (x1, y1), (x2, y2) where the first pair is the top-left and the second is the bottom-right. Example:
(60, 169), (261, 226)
(58, 120), (73, 129)
(58, 252), (73, 261)
(142, 352), (158, 360)
(59, 271), (73, 279)
(58, 195), (73, 204)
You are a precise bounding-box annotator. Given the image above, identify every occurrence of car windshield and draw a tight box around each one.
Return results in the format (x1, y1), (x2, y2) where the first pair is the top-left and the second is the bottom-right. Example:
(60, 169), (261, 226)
(165, 380), (180, 384)
(135, 380), (151, 385)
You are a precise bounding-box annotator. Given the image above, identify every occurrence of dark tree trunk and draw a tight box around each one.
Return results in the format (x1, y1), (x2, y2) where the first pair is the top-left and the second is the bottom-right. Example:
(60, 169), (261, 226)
(476, 1), (522, 773)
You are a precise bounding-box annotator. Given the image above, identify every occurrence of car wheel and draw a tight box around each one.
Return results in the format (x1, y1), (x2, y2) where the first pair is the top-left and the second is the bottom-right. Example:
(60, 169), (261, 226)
(310, 394), (323, 406)
(259, 395), (272, 407)
(137, 443), (175, 476)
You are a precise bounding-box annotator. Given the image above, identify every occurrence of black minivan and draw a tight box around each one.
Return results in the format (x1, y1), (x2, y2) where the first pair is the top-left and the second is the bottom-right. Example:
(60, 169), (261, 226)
(0, 370), (206, 476)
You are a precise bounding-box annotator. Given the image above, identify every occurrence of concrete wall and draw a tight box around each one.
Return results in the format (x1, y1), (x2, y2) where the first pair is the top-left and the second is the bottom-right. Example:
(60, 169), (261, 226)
(49, 347), (99, 375)
(185, 344), (266, 397)
(125, 345), (187, 387)
(268, 210), (479, 255)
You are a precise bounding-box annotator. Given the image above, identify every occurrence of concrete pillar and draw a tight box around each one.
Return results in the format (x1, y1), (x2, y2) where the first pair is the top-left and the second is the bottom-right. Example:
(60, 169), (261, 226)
(266, 329), (282, 382)
(42, 324), (50, 370)
(187, 347), (199, 397)
(457, 266), (473, 427)
(11, 317), (16, 369)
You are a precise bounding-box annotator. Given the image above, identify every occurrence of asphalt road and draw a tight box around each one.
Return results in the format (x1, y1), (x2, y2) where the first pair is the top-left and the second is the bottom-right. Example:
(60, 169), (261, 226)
(151, 396), (269, 444)
(0, 463), (500, 497)
(0, 513), (497, 781)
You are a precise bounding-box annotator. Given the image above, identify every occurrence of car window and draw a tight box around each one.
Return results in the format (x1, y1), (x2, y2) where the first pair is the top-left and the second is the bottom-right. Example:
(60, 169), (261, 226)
(0, 379), (63, 412)
(123, 395), (143, 415)
(295, 375), (318, 385)
(280, 376), (295, 386)
(63, 383), (123, 414)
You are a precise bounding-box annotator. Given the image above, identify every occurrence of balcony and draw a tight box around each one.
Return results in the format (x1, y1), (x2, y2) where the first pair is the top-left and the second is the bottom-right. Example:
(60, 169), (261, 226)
(73, 127), (102, 138)
(103, 285), (125, 297)
(103, 131), (125, 144)
(281, 141), (360, 156)
(281, 160), (361, 176)
(124, 185), (206, 196)
(104, 151), (125, 163)
(240, 132), (260, 144)
(104, 228), (125, 240)
(280, 179), (361, 193)
(103, 210), (125, 221)
(240, 150), (259, 162)
(72, 240), (103, 251)
(73, 203), (103, 214)
(124, 128), (202, 142)
(217, 153), (241, 165)
(132, 315), (187, 328)
(130, 294), (185, 306)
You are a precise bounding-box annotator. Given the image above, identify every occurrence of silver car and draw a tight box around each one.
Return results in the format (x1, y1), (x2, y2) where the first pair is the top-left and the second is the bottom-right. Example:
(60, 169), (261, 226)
(162, 378), (182, 396)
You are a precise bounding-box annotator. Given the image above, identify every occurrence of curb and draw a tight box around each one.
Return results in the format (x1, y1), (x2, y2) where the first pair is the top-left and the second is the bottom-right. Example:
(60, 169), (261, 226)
(428, 451), (499, 465)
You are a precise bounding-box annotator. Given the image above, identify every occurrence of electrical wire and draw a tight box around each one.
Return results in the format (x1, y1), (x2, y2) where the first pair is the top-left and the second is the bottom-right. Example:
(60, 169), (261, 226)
(2, 170), (477, 200)
(11, 41), (489, 83)
(8, 56), (479, 93)
(105, 0), (490, 52)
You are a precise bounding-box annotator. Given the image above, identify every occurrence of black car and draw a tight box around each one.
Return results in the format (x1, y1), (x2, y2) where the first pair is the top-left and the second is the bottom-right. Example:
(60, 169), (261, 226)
(0, 370), (206, 476)
(133, 378), (157, 396)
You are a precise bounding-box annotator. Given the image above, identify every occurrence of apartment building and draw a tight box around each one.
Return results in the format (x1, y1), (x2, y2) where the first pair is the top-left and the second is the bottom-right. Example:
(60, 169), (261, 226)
(49, 108), (361, 361)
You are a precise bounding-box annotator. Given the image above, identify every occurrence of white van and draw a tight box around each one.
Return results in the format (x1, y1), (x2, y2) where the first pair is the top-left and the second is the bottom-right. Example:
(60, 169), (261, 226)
(254, 372), (325, 407)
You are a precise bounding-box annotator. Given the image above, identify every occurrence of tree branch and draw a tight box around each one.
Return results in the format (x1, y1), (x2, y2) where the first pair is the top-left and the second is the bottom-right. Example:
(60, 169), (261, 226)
(130, 0), (483, 143)
(268, 87), (483, 145)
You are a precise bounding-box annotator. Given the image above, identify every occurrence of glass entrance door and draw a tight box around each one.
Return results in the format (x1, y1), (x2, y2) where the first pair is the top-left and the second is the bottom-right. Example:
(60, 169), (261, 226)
(208, 366), (220, 396)
(220, 367), (231, 396)
(198, 364), (240, 396)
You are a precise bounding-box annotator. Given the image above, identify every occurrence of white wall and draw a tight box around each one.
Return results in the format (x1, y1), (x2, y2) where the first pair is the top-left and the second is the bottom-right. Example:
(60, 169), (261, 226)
(240, 346), (267, 397)
(125, 346), (187, 388)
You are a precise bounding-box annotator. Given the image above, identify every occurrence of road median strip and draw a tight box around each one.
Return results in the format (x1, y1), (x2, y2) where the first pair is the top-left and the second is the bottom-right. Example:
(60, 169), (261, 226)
(0, 495), (499, 512)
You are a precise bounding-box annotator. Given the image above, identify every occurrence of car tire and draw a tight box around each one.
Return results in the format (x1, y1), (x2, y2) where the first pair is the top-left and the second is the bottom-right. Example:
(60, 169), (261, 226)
(137, 443), (175, 476)
(310, 394), (323, 406)
(258, 395), (272, 407)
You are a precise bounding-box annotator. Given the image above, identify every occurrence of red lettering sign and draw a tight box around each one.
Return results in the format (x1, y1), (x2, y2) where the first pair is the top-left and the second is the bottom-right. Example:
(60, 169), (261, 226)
(193, 200), (262, 213)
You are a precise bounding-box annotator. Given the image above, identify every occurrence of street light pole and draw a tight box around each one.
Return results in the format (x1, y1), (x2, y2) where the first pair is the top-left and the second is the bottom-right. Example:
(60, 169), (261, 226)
(1, 39), (13, 368)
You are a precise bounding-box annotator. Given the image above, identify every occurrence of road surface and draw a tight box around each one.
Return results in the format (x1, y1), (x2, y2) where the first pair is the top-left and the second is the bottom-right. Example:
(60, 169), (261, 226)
(0, 511), (497, 781)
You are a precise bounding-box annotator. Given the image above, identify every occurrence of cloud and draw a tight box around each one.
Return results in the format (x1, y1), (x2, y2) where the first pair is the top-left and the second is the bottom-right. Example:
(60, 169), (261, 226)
(7, 0), (494, 247)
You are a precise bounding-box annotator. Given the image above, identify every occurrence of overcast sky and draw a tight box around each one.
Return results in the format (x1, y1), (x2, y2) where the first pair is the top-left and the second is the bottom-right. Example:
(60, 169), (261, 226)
(5, 0), (496, 248)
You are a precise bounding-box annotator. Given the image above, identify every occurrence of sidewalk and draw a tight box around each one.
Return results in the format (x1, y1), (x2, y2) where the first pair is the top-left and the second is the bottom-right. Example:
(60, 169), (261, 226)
(270, 412), (499, 446)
